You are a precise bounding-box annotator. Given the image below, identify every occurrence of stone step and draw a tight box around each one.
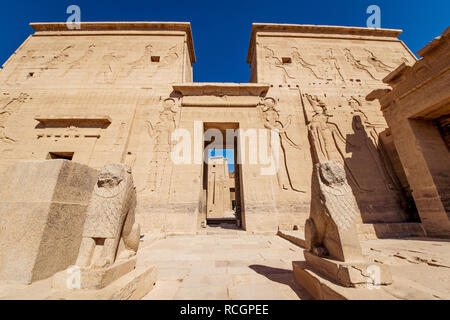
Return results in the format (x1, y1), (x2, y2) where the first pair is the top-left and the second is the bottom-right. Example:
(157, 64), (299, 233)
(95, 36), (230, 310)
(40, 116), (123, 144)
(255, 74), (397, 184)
(357, 223), (426, 240)
(278, 223), (426, 245)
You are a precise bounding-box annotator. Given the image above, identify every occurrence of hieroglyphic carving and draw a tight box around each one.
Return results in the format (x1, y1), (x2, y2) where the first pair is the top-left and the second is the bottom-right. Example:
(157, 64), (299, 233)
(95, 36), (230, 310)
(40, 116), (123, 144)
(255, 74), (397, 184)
(343, 48), (378, 80)
(144, 97), (178, 192)
(76, 163), (140, 268)
(259, 97), (305, 193)
(0, 93), (30, 143)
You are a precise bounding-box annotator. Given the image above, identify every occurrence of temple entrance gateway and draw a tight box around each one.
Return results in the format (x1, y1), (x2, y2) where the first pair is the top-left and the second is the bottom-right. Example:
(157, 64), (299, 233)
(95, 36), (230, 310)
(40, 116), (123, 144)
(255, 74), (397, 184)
(203, 122), (242, 227)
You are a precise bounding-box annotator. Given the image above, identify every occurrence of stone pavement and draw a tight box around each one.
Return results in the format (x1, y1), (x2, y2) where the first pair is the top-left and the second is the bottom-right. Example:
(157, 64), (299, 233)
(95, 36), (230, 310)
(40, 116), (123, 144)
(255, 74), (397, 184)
(138, 230), (450, 300)
(361, 238), (450, 299)
(138, 231), (312, 300)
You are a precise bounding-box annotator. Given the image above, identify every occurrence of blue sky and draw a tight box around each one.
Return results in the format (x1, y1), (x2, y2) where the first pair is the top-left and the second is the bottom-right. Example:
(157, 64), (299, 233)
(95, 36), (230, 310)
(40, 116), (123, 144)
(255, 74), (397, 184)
(1, 0), (448, 82)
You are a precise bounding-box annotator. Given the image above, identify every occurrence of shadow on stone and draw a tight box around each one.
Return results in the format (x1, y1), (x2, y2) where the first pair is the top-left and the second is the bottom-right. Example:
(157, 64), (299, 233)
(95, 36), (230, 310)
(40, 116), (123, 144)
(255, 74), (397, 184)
(249, 264), (313, 300)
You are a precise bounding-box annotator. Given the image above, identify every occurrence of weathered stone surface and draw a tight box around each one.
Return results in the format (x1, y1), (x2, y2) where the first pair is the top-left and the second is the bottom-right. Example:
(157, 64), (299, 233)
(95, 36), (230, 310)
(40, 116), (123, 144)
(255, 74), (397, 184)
(305, 161), (364, 262)
(298, 159), (393, 293)
(0, 21), (448, 300)
(53, 163), (141, 290)
(0, 160), (98, 284)
(76, 163), (140, 269)
(0, 22), (421, 235)
(49, 265), (156, 300)
(370, 26), (450, 238)
(52, 258), (137, 290)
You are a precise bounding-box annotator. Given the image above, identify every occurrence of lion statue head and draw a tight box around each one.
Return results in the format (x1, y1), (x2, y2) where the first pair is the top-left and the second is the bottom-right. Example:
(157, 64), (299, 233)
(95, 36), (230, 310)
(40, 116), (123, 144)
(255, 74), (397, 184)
(95, 163), (132, 197)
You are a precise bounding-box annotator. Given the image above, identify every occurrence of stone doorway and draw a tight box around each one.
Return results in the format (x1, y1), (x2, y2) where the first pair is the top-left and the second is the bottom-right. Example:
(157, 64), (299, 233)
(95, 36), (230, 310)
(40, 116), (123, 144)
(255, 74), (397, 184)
(203, 122), (243, 228)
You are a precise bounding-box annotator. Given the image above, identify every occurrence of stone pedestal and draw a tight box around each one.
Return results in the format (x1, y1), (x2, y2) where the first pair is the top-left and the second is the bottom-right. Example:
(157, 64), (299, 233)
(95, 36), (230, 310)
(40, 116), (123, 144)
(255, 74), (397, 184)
(293, 251), (393, 300)
(0, 160), (98, 284)
(49, 264), (156, 300)
(293, 261), (395, 300)
(303, 250), (392, 287)
(52, 258), (137, 290)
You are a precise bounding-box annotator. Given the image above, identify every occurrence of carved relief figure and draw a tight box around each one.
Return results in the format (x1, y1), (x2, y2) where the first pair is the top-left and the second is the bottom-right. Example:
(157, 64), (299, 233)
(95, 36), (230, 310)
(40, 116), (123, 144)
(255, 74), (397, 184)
(76, 163), (140, 269)
(343, 48), (378, 80)
(123, 44), (179, 78)
(347, 96), (381, 146)
(6, 50), (45, 84)
(291, 47), (321, 79)
(144, 98), (178, 192)
(260, 97), (306, 193)
(343, 97), (399, 191)
(62, 44), (96, 76)
(364, 49), (394, 73)
(0, 93), (30, 144)
(96, 52), (123, 84)
(124, 44), (153, 77)
(320, 48), (345, 82)
(305, 161), (364, 261)
(45, 45), (75, 68)
(263, 46), (295, 83)
(306, 94), (347, 162)
(305, 94), (371, 192)
(157, 44), (179, 70)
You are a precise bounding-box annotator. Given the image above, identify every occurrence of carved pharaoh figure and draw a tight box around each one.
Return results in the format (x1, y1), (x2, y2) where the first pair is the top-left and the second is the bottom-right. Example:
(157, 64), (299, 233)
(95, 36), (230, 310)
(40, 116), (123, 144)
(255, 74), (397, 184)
(75, 163), (140, 269)
(145, 98), (178, 192)
(305, 161), (364, 262)
(305, 94), (373, 192)
(260, 97), (306, 193)
(306, 94), (347, 163)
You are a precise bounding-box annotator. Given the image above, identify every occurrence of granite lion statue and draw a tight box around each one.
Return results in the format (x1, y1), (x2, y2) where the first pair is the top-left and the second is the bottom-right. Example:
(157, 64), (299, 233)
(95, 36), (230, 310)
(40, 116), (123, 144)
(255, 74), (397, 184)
(76, 163), (140, 269)
(305, 160), (364, 262)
